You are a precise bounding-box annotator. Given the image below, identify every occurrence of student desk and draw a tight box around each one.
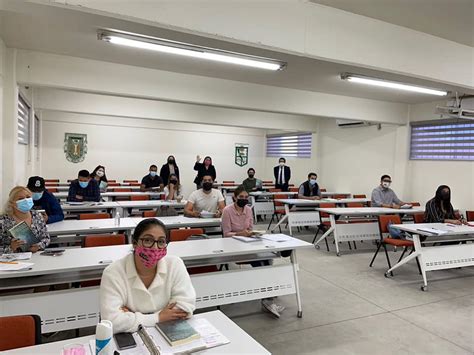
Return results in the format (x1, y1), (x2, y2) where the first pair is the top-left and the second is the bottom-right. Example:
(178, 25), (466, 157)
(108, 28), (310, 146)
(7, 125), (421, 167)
(388, 223), (474, 291)
(270, 198), (370, 235)
(132, 215), (222, 230)
(0, 236), (311, 333)
(249, 191), (297, 219)
(6, 310), (271, 355)
(52, 191), (163, 201)
(313, 207), (425, 256)
(117, 200), (185, 217)
(52, 185), (143, 192)
(60, 202), (121, 215)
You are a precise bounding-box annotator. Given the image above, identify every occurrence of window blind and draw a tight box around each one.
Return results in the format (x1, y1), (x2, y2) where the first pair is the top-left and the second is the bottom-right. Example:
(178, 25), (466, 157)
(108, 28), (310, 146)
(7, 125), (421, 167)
(410, 119), (474, 161)
(266, 132), (312, 158)
(17, 94), (30, 145)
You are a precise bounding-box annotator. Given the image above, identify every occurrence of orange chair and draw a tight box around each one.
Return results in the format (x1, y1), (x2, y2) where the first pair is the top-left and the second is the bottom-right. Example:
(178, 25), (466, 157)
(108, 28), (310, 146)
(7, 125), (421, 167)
(289, 187), (299, 192)
(413, 213), (425, 224)
(369, 215), (421, 275)
(320, 188), (327, 192)
(222, 180), (235, 184)
(112, 188), (131, 192)
(169, 229), (218, 274)
(47, 188), (58, 193)
(268, 188), (281, 192)
(353, 194), (366, 198)
(123, 180), (138, 183)
(130, 182), (141, 186)
(45, 179), (59, 183)
(79, 213), (111, 220)
(267, 194), (287, 232)
(143, 210), (157, 217)
(262, 180), (273, 185)
(131, 195), (150, 201)
(346, 202), (364, 208)
(334, 194), (347, 199)
(410, 202), (421, 206)
(0, 315), (42, 351)
(107, 180), (117, 183)
(108, 182), (120, 187)
(466, 211), (474, 222)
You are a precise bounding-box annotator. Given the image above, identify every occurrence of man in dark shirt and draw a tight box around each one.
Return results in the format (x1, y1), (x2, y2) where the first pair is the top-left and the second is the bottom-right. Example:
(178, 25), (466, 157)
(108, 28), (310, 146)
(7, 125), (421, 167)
(67, 169), (101, 202)
(298, 172), (321, 200)
(140, 164), (164, 192)
(242, 168), (262, 192)
(27, 176), (64, 224)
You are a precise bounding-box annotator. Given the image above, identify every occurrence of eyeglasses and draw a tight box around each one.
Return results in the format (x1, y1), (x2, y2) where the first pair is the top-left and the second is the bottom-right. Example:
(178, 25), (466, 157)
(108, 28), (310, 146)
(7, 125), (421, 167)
(138, 237), (167, 249)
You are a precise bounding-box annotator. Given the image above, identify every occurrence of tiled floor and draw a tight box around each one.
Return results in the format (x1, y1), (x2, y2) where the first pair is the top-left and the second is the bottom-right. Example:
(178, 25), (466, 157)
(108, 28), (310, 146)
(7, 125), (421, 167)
(217, 229), (474, 354)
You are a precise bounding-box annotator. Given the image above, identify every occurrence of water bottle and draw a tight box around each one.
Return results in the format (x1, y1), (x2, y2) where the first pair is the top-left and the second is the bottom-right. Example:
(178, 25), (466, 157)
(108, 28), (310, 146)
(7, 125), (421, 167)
(95, 320), (113, 355)
(114, 211), (120, 226)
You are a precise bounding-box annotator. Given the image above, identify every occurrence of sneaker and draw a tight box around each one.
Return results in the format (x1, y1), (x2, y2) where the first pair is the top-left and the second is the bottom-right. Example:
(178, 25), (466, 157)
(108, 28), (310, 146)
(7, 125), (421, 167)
(275, 304), (286, 313)
(261, 299), (280, 318)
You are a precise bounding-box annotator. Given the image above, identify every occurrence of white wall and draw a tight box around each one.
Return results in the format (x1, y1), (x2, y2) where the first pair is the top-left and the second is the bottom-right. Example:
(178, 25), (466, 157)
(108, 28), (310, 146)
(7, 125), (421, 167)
(0, 36), (4, 205)
(40, 112), (269, 198)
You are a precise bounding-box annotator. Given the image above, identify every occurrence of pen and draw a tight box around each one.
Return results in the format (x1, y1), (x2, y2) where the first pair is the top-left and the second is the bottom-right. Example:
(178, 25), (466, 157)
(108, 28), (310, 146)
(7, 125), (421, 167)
(0, 261), (18, 264)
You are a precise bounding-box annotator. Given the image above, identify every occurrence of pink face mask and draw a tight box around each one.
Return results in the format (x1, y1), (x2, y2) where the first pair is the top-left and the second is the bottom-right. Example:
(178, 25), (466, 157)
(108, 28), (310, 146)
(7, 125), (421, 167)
(135, 246), (167, 268)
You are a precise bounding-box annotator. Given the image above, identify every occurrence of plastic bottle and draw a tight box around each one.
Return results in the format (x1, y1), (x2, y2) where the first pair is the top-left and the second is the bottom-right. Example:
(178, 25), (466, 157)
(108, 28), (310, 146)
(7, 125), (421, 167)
(114, 211), (120, 226)
(95, 320), (113, 355)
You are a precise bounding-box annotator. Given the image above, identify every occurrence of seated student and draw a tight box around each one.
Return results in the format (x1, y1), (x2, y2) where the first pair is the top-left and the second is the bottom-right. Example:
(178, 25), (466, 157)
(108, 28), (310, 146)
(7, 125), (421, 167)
(298, 172), (321, 200)
(185, 175), (225, 218)
(0, 186), (50, 253)
(67, 169), (101, 202)
(221, 186), (285, 318)
(242, 168), (262, 192)
(100, 218), (196, 333)
(424, 185), (466, 224)
(163, 173), (182, 201)
(27, 176), (64, 224)
(140, 164), (164, 192)
(371, 174), (407, 208)
(91, 165), (108, 193)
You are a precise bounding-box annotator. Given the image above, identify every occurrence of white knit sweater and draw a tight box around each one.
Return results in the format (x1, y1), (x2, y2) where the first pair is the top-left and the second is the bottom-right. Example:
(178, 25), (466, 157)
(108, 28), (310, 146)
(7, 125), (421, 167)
(99, 254), (196, 333)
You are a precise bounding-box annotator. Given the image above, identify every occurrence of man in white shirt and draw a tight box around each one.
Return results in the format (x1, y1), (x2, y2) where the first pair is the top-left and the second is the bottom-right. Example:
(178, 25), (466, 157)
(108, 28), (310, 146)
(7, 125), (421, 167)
(185, 174), (225, 218)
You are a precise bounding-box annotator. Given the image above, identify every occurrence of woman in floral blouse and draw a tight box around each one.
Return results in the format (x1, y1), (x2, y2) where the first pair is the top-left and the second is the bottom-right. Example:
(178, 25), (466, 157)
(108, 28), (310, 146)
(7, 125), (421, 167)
(0, 186), (50, 253)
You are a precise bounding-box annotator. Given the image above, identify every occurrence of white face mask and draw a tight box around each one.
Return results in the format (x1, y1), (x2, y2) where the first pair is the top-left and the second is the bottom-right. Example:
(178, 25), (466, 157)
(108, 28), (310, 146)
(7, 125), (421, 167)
(96, 170), (104, 177)
(382, 181), (391, 188)
(279, 162), (285, 166)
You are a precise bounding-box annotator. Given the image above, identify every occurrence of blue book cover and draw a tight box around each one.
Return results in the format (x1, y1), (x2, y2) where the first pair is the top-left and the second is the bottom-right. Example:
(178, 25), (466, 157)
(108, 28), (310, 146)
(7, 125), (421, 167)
(8, 221), (36, 251)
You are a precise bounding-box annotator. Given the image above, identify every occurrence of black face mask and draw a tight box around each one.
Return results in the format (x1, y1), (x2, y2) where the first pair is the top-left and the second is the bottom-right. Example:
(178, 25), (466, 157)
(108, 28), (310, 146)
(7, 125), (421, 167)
(248, 174), (255, 179)
(168, 160), (174, 164)
(236, 199), (248, 208)
(169, 179), (178, 185)
(441, 191), (450, 201)
(202, 182), (213, 191)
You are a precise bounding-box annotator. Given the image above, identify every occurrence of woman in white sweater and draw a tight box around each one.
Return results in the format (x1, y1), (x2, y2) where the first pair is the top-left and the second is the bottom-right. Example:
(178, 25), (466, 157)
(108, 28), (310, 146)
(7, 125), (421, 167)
(100, 218), (196, 333)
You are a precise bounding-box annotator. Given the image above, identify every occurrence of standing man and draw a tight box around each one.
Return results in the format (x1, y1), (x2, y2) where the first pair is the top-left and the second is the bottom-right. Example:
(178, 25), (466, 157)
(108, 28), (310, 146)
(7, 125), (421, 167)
(140, 164), (164, 192)
(27, 176), (64, 224)
(273, 157), (291, 191)
(371, 174), (407, 208)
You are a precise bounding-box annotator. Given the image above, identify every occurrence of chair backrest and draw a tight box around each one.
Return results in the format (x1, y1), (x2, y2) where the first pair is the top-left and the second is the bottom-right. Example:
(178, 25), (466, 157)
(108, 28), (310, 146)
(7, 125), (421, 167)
(170, 228), (205, 242)
(378, 215), (402, 234)
(143, 210), (157, 217)
(346, 202), (364, 208)
(131, 195), (150, 201)
(108, 182), (120, 186)
(123, 180), (138, 183)
(262, 180), (273, 184)
(84, 234), (126, 247)
(413, 213), (425, 224)
(320, 188), (327, 192)
(269, 188), (281, 192)
(0, 315), (42, 351)
(334, 194), (347, 199)
(45, 179), (59, 183)
(410, 202), (421, 206)
(130, 182), (142, 186)
(289, 187), (299, 192)
(222, 180), (235, 184)
(79, 213), (111, 220)
(273, 194), (288, 208)
(353, 194), (366, 198)
(319, 203), (336, 218)
(107, 180), (117, 183)
(47, 188), (58, 193)
(466, 211), (474, 222)
(112, 188), (131, 192)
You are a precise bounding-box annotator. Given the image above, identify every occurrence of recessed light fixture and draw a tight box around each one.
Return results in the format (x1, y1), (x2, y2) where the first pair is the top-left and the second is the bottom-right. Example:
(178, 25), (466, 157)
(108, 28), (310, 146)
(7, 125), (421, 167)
(98, 30), (287, 71)
(340, 73), (448, 96)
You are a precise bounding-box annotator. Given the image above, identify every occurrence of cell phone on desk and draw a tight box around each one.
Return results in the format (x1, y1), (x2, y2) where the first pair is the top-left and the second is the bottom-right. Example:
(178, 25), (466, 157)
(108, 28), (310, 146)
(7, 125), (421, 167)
(114, 332), (137, 350)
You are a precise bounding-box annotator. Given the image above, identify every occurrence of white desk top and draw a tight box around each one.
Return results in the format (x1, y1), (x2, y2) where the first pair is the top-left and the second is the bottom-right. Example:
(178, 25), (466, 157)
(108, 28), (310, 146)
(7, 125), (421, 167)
(391, 223), (474, 236)
(0, 235), (311, 279)
(53, 186), (142, 192)
(47, 217), (138, 236)
(250, 191), (297, 196)
(117, 200), (186, 208)
(60, 202), (120, 211)
(136, 215), (222, 229)
(5, 310), (270, 355)
(52, 191), (163, 199)
(316, 207), (425, 216)
(277, 198), (369, 205)
(321, 192), (351, 196)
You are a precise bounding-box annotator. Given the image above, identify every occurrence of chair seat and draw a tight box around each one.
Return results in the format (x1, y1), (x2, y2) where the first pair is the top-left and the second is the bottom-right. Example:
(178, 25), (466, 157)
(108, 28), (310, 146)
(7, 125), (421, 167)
(274, 210), (286, 215)
(383, 238), (414, 247)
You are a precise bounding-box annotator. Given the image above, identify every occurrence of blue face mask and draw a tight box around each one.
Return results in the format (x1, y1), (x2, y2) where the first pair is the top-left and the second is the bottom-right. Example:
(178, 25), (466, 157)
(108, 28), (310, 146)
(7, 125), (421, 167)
(79, 181), (89, 189)
(16, 198), (34, 213)
(309, 179), (317, 186)
(149, 171), (157, 177)
(32, 192), (44, 201)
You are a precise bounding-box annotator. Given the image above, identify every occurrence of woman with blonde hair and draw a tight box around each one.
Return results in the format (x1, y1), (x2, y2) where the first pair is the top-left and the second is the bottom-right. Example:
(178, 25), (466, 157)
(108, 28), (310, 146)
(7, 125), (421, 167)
(0, 186), (50, 253)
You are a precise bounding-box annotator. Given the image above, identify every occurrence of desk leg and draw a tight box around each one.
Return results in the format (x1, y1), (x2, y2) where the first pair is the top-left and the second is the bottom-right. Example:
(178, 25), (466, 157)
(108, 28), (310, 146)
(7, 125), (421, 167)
(286, 205), (292, 236)
(314, 217), (335, 249)
(331, 215), (341, 256)
(290, 251), (303, 318)
(270, 214), (288, 233)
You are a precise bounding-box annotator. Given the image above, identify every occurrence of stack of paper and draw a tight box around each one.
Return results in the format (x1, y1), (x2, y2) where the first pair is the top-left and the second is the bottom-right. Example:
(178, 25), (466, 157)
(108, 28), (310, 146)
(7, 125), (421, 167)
(0, 262), (34, 271)
(0, 252), (32, 262)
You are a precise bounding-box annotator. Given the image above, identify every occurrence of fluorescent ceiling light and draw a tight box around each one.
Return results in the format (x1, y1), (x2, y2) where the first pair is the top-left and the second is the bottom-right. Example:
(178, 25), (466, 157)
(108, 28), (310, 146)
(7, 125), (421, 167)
(340, 73), (448, 96)
(98, 30), (286, 71)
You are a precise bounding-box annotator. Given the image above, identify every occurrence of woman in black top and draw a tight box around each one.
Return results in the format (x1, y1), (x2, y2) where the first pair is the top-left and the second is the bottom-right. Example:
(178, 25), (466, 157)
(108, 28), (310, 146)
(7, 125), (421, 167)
(193, 155), (216, 189)
(424, 185), (464, 224)
(159, 155), (180, 186)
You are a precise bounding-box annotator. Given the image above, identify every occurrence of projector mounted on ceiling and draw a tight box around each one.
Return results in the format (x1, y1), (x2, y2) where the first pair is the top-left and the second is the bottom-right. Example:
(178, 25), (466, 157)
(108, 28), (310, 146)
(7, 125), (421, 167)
(436, 93), (474, 120)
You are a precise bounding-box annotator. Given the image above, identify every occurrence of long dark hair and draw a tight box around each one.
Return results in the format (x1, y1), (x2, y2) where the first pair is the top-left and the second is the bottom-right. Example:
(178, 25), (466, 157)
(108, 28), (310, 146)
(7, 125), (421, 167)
(132, 218), (168, 244)
(166, 155), (178, 168)
(434, 185), (451, 211)
(167, 173), (181, 190)
(91, 165), (107, 182)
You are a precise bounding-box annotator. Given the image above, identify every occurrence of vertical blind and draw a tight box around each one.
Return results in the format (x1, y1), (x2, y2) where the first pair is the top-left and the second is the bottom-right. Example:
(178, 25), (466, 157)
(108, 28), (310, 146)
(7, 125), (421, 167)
(34, 115), (40, 147)
(410, 119), (474, 161)
(17, 94), (30, 145)
(266, 132), (312, 158)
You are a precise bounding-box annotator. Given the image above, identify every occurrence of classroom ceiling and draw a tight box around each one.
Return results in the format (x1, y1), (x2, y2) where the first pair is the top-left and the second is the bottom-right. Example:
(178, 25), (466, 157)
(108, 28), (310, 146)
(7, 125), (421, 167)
(0, 1), (471, 105)
(311, 0), (474, 47)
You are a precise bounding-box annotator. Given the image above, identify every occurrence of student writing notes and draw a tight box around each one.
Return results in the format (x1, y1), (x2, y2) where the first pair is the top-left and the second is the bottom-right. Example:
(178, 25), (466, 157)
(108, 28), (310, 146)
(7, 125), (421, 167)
(424, 185), (465, 225)
(100, 219), (196, 333)
(67, 169), (101, 202)
(185, 175), (225, 218)
(27, 176), (64, 224)
(371, 174), (406, 208)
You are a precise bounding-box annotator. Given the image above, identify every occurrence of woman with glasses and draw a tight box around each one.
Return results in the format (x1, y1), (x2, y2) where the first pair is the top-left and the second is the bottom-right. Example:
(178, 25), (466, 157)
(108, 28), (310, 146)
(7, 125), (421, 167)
(100, 218), (196, 333)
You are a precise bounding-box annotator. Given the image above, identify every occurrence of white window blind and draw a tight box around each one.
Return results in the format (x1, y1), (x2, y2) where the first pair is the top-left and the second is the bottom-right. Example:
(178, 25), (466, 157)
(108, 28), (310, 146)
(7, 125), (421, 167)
(34, 115), (40, 147)
(410, 119), (474, 161)
(17, 94), (30, 145)
(266, 132), (312, 158)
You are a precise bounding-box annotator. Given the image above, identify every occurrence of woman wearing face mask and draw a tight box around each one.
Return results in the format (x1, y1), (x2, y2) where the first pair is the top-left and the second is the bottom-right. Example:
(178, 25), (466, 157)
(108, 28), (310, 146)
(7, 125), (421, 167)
(424, 185), (465, 224)
(163, 173), (182, 201)
(193, 155), (216, 190)
(0, 186), (50, 253)
(91, 165), (108, 193)
(100, 218), (196, 334)
(159, 156), (180, 186)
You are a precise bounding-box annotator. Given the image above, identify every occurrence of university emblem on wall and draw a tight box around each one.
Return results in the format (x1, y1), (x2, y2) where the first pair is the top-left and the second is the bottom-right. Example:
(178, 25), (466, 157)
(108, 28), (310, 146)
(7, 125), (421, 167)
(64, 133), (88, 163)
(235, 144), (249, 167)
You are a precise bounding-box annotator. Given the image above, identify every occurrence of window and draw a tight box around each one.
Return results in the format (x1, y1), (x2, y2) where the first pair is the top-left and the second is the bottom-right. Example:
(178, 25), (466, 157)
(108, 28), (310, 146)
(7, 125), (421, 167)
(266, 132), (312, 158)
(17, 94), (30, 145)
(34, 115), (40, 147)
(410, 119), (474, 161)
